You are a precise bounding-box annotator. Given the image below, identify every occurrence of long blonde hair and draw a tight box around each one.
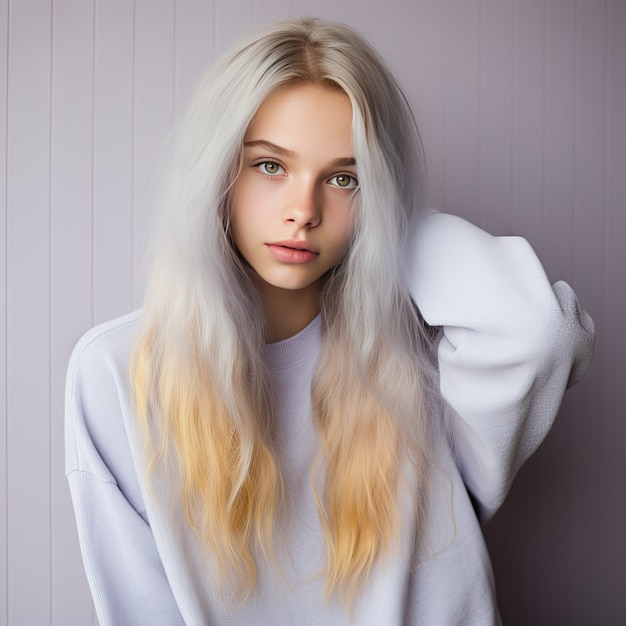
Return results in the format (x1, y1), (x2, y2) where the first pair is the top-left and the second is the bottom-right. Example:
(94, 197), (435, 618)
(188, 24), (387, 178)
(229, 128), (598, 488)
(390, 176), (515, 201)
(132, 17), (438, 607)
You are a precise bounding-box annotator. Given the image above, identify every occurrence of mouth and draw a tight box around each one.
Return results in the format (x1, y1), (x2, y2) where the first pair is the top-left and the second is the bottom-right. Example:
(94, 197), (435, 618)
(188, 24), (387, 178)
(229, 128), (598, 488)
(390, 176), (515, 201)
(266, 241), (319, 264)
(268, 240), (318, 253)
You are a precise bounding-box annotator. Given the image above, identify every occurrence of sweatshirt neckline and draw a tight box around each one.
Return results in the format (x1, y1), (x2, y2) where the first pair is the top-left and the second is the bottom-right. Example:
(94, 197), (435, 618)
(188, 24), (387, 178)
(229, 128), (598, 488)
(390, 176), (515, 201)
(265, 314), (322, 369)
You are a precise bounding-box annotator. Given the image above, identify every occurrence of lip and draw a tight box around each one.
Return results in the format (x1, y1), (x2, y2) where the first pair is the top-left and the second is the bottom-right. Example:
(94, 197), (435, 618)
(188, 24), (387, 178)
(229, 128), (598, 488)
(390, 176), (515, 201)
(266, 240), (319, 264)
(269, 239), (318, 253)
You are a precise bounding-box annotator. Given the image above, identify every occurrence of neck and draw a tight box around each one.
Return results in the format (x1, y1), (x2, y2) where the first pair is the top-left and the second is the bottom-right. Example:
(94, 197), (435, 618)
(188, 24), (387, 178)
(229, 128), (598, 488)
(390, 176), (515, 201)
(251, 278), (321, 343)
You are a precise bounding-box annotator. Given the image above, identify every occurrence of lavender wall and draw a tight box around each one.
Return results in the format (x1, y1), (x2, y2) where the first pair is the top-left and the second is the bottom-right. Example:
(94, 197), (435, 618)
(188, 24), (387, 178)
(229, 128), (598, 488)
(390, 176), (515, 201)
(1, 1), (624, 624)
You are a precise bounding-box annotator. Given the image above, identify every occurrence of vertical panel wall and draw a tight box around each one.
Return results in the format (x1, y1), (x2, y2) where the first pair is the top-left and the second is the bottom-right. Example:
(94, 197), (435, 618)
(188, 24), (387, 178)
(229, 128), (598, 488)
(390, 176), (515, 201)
(479, 0), (515, 235)
(1, 1), (624, 624)
(0, 0), (8, 622)
(92, 0), (134, 327)
(6, 1), (52, 624)
(605, 3), (626, 614)
(49, 3), (95, 623)
(132, 0), (176, 306)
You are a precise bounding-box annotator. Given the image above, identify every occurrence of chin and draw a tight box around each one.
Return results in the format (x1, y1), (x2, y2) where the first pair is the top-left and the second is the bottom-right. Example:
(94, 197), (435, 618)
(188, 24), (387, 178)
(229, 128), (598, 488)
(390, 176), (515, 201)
(257, 273), (323, 294)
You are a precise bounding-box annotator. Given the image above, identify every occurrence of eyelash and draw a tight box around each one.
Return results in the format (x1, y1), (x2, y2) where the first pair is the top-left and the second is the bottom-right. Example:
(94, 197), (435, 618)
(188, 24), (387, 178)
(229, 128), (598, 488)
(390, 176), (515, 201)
(253, 160), (359, 189)
(255, 160), (285, 177)
(328, 174), (359, 189)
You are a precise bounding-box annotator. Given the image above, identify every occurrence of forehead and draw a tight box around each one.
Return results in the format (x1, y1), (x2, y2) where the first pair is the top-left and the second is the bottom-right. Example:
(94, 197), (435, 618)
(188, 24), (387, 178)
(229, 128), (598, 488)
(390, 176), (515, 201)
(243, 83), (354, 155)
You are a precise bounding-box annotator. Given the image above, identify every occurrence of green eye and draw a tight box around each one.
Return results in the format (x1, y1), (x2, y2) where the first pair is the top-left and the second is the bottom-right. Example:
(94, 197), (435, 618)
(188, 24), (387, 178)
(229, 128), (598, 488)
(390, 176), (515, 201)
(259, 161), (282, 175)
(331, 174), (358, 189)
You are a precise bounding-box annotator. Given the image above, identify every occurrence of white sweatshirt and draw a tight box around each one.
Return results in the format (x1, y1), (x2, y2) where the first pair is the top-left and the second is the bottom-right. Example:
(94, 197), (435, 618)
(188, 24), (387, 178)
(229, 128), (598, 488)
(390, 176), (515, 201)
(65, 212), (594, 625)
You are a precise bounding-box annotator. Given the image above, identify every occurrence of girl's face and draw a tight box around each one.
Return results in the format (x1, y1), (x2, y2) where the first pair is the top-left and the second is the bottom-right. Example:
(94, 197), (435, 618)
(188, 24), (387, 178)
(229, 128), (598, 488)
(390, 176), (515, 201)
(230, 83), (357, 300)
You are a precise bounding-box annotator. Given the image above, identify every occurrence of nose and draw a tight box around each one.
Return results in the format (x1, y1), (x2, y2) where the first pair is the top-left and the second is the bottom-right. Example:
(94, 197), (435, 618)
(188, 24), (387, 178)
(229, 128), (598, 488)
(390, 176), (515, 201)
(283, 180), (321, 228)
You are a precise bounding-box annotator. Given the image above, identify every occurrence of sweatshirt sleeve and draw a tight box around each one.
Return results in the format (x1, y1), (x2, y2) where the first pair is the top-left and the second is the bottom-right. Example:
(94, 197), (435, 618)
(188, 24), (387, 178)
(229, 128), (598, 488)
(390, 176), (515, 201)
(65, 320), (186, 626)
(406, 211), (595, 521)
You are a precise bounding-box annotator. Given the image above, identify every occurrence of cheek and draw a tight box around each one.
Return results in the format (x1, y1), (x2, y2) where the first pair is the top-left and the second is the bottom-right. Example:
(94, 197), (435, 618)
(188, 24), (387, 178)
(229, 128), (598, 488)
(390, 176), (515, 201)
(229, 181), (257, 241)
(230, 175), (274, 230)
(330, 212), (357, 260)
(340, 207), (357, 243)
(228, 196), (249, 254)
(229, 181), (247, 221)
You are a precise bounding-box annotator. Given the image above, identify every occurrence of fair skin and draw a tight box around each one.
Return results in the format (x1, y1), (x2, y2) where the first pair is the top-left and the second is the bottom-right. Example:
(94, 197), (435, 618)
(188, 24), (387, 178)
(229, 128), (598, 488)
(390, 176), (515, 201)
(230, 83), (358, 341)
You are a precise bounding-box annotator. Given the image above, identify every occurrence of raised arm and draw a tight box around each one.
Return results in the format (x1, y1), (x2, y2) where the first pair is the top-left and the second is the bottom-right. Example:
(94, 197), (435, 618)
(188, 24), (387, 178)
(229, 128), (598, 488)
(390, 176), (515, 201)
(406, 211), (594, 520)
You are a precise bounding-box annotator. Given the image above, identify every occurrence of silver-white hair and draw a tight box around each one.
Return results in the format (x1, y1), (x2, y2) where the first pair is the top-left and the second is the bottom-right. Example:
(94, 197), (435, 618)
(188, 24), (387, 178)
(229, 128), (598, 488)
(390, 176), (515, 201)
(143, 15), (429, 372)
(136, 17), (439, 603)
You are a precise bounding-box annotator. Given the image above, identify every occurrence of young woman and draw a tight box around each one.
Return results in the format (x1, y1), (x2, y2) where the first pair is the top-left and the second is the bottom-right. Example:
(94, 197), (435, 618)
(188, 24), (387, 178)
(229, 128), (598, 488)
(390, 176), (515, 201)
(66, 18), (594, 625)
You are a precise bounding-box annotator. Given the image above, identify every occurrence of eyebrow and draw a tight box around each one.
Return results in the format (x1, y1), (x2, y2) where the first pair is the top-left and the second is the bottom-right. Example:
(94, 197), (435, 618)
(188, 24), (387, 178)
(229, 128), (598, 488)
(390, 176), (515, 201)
(243, 139), (356, 167)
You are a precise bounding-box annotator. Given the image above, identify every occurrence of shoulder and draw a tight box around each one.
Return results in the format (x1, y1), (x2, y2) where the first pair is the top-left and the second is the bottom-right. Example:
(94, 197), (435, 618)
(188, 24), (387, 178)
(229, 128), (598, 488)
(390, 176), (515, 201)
(68, 310), (141, 383)
(65, 311), (143, 488)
